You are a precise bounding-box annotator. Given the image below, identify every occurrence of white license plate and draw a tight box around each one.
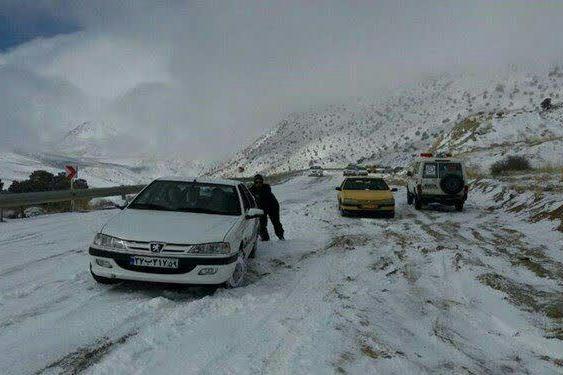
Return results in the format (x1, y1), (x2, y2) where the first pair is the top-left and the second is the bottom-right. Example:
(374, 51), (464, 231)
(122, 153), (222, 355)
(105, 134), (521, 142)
(129, 256), (179, 269)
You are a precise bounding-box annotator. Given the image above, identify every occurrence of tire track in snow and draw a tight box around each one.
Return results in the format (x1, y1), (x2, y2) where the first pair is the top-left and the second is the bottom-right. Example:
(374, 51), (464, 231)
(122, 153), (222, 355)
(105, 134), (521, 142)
(36, 332), (137, 375)
(0, 248), (83, 278)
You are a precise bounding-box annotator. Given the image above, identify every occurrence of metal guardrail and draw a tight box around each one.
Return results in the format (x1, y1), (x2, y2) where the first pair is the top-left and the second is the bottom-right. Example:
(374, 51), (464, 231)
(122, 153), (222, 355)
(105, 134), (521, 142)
(0, 185), (146, 209)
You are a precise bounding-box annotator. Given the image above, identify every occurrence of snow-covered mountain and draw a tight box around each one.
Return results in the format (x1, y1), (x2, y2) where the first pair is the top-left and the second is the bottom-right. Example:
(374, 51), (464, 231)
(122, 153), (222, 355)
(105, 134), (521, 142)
(0, 120), (210, 187)
(213, 67), (563, 176)
(53, 121), (118, 158)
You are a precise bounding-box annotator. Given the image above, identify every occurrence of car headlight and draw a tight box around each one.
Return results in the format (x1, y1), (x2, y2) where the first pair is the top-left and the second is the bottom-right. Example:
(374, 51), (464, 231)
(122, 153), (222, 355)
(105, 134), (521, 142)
(93, 233), (128, 250)
(188, 242), (231, 255)
(342, 198), (361, 205)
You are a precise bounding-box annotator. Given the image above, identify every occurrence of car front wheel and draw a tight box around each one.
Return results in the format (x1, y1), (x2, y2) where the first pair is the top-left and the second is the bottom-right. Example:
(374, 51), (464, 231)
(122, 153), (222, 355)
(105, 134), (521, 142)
(225, 253), (247, 288)
(249, 240), (257, 259)
(90, 268), (119, 285)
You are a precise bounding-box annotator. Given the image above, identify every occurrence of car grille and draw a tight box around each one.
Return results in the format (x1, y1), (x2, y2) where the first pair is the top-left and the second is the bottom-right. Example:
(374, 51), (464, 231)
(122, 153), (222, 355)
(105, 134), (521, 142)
(123, 240), (192, 254)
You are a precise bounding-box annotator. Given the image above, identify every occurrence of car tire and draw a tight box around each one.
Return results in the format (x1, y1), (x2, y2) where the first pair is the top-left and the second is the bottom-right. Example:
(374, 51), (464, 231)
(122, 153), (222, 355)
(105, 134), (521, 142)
(455, 202), (464, 212)
(407, 190), (413, 205)
(90, 269), (119, 285)
(440, 174), (464, 195)
(249, 240), (257, 259)
(386, 211), (395, 219)
(414, 196), (422, 210)
(225, 253), (247, 288)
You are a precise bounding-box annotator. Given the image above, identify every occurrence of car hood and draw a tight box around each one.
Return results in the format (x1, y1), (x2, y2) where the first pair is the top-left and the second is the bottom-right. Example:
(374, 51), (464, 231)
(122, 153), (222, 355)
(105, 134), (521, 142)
(341, 190), (394, 201)
(101, 209), (239, 244)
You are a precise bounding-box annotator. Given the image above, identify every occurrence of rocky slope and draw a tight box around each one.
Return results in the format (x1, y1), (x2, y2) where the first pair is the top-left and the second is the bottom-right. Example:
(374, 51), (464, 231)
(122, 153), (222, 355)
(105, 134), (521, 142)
(213, 67), (563, 177)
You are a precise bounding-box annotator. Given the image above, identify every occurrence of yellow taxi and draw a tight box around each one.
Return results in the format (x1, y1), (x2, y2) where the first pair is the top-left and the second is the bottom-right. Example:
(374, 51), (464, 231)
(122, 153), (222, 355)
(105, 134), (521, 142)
(336, 177), (397, 218)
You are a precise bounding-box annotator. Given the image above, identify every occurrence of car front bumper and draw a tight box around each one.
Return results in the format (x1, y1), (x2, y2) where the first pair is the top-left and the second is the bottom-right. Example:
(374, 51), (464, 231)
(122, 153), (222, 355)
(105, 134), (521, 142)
(420, 193), (466, 204)
(89, 247), (238, 285)
(341, 204), (394, 212)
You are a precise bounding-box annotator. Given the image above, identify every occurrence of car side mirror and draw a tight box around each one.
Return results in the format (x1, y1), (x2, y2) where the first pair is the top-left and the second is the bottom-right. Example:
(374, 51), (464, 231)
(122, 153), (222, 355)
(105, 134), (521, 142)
(245, 208), (264, 219)
(335, 187), (341, 191)
(406, 171), (413, 177)
(391, 188), (398, 192)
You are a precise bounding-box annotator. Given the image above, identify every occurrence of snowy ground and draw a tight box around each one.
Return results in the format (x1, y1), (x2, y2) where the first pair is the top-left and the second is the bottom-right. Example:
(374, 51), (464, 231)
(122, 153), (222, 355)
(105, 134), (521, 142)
(0, 172), (561, 374)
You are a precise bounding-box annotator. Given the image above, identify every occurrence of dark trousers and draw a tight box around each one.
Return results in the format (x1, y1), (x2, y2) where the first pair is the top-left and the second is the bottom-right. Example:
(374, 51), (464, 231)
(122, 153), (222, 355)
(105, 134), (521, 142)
(259, 208), (284, 240)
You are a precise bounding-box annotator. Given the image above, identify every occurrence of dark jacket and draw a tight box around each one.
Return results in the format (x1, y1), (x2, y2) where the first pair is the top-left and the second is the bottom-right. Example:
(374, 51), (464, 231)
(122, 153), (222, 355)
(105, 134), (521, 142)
(249, 183), (279, 213)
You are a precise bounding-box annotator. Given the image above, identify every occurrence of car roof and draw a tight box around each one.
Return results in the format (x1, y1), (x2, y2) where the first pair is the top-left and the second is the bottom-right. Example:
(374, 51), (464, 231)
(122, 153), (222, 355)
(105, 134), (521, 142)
(344, 176), (384, 180)
(414, 157), (464, 163)
(155, 176), (240, 186)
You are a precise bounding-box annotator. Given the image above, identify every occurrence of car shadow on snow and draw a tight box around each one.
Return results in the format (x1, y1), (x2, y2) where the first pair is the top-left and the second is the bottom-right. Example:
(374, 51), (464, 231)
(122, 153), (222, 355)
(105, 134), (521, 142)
(419, 203), (468, 213)
(104, 280), (220, 301)
(342, 211), (395, 219)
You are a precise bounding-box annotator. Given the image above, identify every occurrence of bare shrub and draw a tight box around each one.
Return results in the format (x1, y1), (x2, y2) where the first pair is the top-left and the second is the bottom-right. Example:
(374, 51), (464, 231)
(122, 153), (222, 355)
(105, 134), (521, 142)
(490, 156), (531, 175)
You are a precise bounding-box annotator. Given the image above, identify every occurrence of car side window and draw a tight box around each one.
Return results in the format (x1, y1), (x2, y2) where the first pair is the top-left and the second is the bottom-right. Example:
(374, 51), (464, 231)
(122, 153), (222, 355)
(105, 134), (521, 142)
(238, 185), (251, 211)
(242, 185), (257, 208)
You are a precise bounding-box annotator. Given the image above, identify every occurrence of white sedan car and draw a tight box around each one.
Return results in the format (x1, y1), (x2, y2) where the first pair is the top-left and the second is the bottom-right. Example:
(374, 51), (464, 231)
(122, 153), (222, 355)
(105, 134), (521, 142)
(89, 177), (263, 288)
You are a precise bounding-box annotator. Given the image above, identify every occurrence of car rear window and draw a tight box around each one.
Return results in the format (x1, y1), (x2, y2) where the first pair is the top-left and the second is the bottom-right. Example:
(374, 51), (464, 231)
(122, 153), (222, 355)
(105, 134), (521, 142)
(438, 162), (462, 177)
(343, 178), (389, 190)
(423, 163), (437, 178)
(423, 162), (462, 178)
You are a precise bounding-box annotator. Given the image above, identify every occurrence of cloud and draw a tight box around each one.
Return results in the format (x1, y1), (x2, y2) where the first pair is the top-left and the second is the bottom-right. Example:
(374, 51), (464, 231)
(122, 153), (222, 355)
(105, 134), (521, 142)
(1, 0), (563, 159)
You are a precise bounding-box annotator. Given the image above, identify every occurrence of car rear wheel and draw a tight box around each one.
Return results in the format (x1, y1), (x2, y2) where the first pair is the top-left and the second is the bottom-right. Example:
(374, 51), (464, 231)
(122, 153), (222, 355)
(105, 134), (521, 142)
(455, 202), (464, 212)
(407, 191), (413, 205)
(414, 196), (422, 210)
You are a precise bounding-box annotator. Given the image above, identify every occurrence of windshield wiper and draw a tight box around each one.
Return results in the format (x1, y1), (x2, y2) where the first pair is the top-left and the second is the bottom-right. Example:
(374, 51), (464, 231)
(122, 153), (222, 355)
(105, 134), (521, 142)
(128, 203), (172, 211)
(176, 207), (228, 214)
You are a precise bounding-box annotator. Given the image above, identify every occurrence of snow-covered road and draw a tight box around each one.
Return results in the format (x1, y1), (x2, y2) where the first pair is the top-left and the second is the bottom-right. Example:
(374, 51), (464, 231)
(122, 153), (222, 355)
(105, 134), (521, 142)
(1, 173), (561, 374)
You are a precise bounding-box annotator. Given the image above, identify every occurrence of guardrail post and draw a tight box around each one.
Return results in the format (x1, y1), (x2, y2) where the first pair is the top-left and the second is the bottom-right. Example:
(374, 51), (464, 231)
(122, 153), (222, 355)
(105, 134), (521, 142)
(70, 179), (75, 212)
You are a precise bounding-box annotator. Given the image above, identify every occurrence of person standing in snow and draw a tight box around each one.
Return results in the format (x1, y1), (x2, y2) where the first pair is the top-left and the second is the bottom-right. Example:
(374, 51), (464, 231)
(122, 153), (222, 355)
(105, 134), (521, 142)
(249, 174), (285, 241)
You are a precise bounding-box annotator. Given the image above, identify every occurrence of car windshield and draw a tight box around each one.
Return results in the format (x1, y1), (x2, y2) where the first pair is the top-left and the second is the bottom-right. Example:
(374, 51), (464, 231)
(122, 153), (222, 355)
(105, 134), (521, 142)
(343, 178), (389, 190)
(423, 162), (462, 178)
(129, 180), (241, 216)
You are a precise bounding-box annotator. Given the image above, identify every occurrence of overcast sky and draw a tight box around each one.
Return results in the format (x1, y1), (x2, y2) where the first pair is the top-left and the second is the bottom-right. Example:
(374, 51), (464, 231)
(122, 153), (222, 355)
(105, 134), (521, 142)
(1, 0), (563, 159)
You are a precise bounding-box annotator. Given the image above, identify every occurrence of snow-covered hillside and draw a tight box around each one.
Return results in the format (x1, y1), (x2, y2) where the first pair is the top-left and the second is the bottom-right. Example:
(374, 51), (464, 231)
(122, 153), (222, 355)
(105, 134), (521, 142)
(434, 108), (563, 172)
(213, 67), (563, 176)
(0, 150), (209, 187)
